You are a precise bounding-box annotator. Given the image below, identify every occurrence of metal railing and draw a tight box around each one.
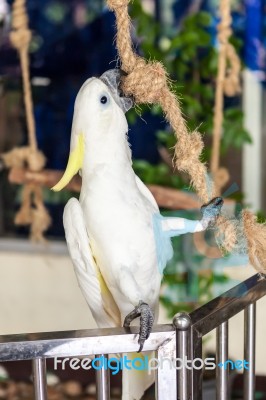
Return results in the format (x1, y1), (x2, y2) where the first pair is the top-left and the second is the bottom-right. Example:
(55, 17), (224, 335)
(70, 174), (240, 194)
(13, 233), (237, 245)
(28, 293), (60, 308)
(0, 273), (265, 400)
(174, 273), (266, 400)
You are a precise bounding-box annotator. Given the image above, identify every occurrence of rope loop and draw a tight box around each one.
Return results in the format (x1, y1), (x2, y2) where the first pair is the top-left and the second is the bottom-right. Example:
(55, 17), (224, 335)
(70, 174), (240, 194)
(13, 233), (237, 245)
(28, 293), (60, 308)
(10, 29), (31, 51)
(213, 167), (230, 190)
(2, 0), (51, 241)
(10, 0), (31, 50)
(123, 58), (167, 104)
(223, 44), (241, 96)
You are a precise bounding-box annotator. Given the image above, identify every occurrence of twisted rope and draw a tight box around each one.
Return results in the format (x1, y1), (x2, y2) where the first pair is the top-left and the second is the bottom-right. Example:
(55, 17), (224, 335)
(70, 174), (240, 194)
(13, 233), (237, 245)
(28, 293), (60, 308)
(10, 0), (37, 150)
(107, 0), (212, 203)
(2, 0), (51, 242)
(107, 0), (266, 272)
(211, 0), (241, 194)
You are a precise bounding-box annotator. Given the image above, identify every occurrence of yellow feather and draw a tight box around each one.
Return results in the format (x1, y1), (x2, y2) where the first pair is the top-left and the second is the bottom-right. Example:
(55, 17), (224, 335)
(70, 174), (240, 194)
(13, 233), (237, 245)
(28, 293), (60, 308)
(52, 134), (85, 192)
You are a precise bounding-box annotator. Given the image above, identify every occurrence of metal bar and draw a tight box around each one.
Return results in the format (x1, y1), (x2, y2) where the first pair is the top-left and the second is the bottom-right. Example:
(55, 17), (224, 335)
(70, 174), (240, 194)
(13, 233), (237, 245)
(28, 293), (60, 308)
(155, 333), (176, 400)
(177, 330), (189, 399)
(0, 275), (264, 364)
(0, 325), (174, 362)
(190, 274), (266, 335)
(190, 328), (203, 400)
(173, 313), (192, 400)
(95, 354), (110, 400)
(216, 322), (228, 400)
(244, 303), (256, 400)
(32, 358), (47, 400)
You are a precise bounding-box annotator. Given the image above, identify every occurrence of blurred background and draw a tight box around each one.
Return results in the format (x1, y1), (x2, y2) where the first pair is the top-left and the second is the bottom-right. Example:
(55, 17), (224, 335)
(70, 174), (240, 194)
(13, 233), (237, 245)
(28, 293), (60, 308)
(0, 0), (266, 399)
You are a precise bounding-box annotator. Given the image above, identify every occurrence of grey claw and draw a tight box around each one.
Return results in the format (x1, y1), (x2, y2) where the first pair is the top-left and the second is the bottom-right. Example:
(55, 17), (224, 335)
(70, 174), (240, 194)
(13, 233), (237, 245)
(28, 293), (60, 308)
(201, 197), (224, 222)
(123, 301), (154, 353)
(138, 338), (145, 353)
(258, 273), (266, 281)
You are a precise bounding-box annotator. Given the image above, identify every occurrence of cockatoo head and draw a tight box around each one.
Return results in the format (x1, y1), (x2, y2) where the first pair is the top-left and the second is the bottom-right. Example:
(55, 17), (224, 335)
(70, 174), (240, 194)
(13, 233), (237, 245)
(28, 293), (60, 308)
(52, 69), (133, 192)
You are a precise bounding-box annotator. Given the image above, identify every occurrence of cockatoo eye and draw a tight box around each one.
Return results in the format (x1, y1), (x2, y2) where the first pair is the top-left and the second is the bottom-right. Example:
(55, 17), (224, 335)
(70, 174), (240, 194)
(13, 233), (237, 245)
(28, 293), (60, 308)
(100, 95), (109, 105)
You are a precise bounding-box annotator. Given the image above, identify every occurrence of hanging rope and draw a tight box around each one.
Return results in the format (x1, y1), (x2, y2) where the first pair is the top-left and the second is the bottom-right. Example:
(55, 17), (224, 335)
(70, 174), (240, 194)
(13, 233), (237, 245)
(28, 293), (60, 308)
(1, 0), (51, 241)
(107, 0), (266, 271)
(107, 0), (211, 203)
(211, 0), (241, 194)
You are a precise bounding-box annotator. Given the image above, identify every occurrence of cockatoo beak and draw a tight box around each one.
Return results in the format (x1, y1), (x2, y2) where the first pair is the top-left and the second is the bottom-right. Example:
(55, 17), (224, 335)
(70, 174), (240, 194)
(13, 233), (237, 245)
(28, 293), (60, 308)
(52, 134), (85, 192)
(100, 69), (133, 113)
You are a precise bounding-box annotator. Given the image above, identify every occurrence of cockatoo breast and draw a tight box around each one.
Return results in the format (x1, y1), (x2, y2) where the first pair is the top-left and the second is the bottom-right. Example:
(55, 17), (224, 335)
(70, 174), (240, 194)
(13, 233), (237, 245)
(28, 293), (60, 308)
(80, 166), (162, 308)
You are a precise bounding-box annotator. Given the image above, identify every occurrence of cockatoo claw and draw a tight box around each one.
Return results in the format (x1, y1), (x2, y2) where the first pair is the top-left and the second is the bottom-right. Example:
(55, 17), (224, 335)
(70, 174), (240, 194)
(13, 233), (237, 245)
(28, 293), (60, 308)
(258, 272), (266, 281)
(123, 301), (154, 353)
(201, 197), (224, 226)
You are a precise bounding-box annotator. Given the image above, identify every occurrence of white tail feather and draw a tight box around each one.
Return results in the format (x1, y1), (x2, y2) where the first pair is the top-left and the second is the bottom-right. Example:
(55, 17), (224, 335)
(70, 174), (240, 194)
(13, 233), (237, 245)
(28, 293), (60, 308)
(122, 352), (155, 400)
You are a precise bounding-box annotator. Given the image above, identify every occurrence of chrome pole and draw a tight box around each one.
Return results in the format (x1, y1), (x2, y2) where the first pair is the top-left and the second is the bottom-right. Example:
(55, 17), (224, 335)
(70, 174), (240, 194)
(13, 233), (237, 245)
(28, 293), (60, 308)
(32, 358), (47, 400)
(244, 303), (256, 400)
(95, 354), (110, 400)
(173, 312), (192, 400)
(216, 321), (228, 400)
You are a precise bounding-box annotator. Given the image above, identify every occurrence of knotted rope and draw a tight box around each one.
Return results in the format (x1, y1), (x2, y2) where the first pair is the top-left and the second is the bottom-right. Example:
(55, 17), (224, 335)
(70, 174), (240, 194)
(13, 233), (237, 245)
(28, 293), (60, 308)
(107, 0), (266, 271)
(2, 0), (51, 241)
(107, 0), (211, 203)
(211, 0), (241, 194)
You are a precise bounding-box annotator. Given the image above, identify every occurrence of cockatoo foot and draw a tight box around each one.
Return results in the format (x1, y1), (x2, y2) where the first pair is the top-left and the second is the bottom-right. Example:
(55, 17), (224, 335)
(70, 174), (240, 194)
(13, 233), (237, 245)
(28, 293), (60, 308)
(201, 197), (224, 227)
(123, 301), (154, 353)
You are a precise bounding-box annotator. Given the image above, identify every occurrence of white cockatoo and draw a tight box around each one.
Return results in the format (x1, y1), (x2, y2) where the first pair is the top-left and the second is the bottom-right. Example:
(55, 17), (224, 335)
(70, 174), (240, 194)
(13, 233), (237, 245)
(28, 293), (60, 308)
(53, 69), (223, 400)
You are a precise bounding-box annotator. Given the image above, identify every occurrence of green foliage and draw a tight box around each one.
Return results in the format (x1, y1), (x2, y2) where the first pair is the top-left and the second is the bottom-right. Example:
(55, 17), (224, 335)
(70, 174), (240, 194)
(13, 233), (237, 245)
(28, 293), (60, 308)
(256, 211), (266, 224)
(222, 108), (252, 153)
(132, 160), (183, 189)
(42, 187), (78, 204)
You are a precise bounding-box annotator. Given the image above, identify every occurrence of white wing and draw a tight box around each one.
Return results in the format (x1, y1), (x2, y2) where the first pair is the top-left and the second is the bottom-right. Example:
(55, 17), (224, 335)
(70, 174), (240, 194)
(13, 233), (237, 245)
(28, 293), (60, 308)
(63, 198), (121, 328)
(135, 175), (159, 210)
